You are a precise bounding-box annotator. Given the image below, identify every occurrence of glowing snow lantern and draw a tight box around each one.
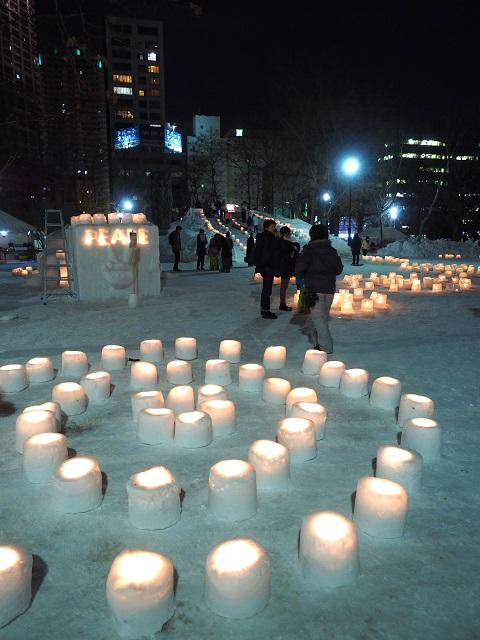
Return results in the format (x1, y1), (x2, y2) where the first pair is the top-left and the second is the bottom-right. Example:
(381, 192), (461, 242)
(175, 337), (197, 361)
(208, 460), (257, 521)
(23, 433), (68, 483)
(339, 368), (369, 398)
(376, 445), (423, 493)
(205, 359), (232, 386)
(263, 345), (287, 370)
(397, 393), (434, 428)
(239, 364), (265, 393)
(0, 364), (28, 393)
(51, 457), (103, 513)
(61, 350), (88, 377)
(401, 417), (442, 462)
(262, 377), (291, 404)
(319, 361), (346, 388)
(277, 417), (316, 462)
(353, 476), (408, 538)
(127, 466), (180, 530)
(25, 357), (55, 384)
(0, 545), (33, 628)
(80, 371), (112, 403)
(101, 345), (126, 371)
(140, 339), (164, 363)
(248, 440), (289, 491)
(166, 360), (192, 384)
(52, 381), (87, 415)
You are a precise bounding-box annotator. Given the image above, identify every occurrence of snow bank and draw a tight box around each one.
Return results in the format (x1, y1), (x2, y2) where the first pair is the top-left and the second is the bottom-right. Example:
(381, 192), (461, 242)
(378, 237), (480, 259)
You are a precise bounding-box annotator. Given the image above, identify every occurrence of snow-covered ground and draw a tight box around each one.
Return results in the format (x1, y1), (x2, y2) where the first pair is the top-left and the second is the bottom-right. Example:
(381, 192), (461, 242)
(0, 251), (479, 639)
(378, 237), (480, 260)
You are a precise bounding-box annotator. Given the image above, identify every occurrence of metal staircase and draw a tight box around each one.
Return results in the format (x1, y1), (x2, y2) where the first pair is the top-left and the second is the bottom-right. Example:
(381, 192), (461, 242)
(41, 209), (77, 303)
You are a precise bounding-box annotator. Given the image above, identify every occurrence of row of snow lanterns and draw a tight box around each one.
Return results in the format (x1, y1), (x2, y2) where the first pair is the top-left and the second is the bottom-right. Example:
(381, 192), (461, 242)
(0, 339), (442, 635)
(70, 212), (147, 225)
(11, 266), (37, 277)
(199, 211), (247, 250)
(365, 253), (467, 264)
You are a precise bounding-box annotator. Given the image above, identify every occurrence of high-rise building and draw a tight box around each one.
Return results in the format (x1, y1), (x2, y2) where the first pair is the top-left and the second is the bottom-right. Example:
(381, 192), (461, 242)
(40, 44), (110, 215)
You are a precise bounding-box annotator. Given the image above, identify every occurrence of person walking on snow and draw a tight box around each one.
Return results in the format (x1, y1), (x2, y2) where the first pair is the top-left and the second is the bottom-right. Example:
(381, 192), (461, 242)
(350, 232), (362, 265)
(295, 224), (343, 353)
(168, 225), (182, 272)
(254, 218), (278, 319)
(196, 229), (208, 270)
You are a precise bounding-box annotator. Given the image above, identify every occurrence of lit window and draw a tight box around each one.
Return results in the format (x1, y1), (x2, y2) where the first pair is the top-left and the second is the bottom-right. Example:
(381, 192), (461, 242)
(113, 86), (133, 95)
(148, 88), (160, 96)
(236, 129), (243, 137)
(138, 89), (145, 96)
(112, 74), (133, 83)
(147, 65), (160, 73)
(455, 155), (475, 161)
(147, 52), (157, 61)
(116, 110), (134, 120)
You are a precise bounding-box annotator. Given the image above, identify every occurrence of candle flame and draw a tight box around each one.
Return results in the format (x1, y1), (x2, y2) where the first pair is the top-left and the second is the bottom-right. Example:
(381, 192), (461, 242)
(376, 376), (399, 386)
(280, 417), (313, 433)
(27, 357), (49, 366)
(178, 410), (206, 423)
(1, 364), (23, 371)
(409, 418), (438, 428)
(251, 439), (286, 459)
(310, 512), (351, 540)
(56, 382), (82, 392)
(382, 446), (413, 463)
(115, 551), (165, 585)
(22, 409), (55, 424)
(214, 459), (251, 477)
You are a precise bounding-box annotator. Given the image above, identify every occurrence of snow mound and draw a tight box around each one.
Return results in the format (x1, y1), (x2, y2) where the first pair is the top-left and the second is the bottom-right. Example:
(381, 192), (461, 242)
(378, 237), (480, 260)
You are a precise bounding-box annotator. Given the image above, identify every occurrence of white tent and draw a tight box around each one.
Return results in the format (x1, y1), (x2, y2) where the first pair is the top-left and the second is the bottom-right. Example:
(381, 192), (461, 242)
(0, 209), (36, 248)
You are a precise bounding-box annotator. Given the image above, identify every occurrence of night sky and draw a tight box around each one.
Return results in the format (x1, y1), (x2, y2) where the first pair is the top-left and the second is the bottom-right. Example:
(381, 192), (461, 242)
(37, 1), (480, 140)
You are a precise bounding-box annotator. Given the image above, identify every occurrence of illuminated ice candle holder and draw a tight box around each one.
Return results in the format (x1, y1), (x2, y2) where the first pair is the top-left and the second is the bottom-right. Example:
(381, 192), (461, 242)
(340, 368), (369, 398)
(101, 345), (126, 371)
(166, 385), (194, 414)
(26, 357), (55, 384)
(61, 350), (88, 377)
(51, 456), (103, 513)
(374, 293), (388, 309)
(353, 287), (364, 300)
(364, 280), (374, 290)
(302, 349), (327, 375)
(106, 550), (174, 638)
(93, 213), (106, 224)
(422, 277), (433, 289)
(205, 359), (232, 386)
(290, 402), (327, 440)
(107, 212), (119, 224)
(23, 433), (68, 483)
(319, 361), (346, 388)
(277, 417), (316, 462)
(262, 377), (291, 405)
(376, 445), (423, 493)
(401, 417), (442, 462)
(175, 337), (197, 361)
(248, 440), (289, 491)
(166, 359), (192, 384)
(361, 298), (374, 314)
(432, 282), (443, 292)
(131, 390), (164, 425)
(208, 460), (257, 521)
(80, 371), (112, 404)
(370, 376), (402, 411)
(200, 400), (236, 437)
(286, 387), (318, 415)
(175, 410), (212, 448)
(205, 538), (270, 619)
(140, 339), (164, 363)
(389, 282), (398, 292)
(127, 466), (180, 530)
(397, 393), (434, 428)
(52, 381), (87, 416)
(239, 364), (265, 393)
(0, 364), (28, 393)
(0, 545), (33, 629)
(137, 408), (174, 445)
(130, 361), (158, 391)
(23, 401), (61, 425)
(15, 409), (59, 454)
(353, 476), (408, 538)
(263, 345), (287, 370)
(411, 279), (422, 292)
(299, 511), (359, 588)
(197, 384), (227, 407)
(219, 339), (241, 363)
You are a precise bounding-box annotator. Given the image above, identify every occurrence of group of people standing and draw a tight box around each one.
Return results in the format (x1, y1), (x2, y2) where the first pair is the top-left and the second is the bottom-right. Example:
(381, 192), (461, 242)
(196, 229), (234, 272)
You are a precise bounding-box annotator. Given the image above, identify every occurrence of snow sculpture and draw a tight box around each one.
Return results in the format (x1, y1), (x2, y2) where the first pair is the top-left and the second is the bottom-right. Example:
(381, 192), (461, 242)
(248, 440), (289, 491)
(401, 418), (442, 462)
(339, 369), (369, 398)
(200, 400), (236, 437)
(106, 550), (174, 638)
(262, 378), (291, 404)
(137, 408), (174, 445)
(205, 538), (270, 618)
(319, 361), (346, 388)
(23, 433), (68, 483)
(205, 359), (232, 386)
(80, 371), (112, 403)
(290, 402), (327, 440)
(277, 418), (317, 462)
(61, 351), (88, 378)
(175, 411), (212, 448)
(0, 545), (32, 629)
(0, 364), (28, 393)
(130, 361), (157, 391)
(369, 376), (402, 411)
(15, 409), (59, 453)
(299, 511), (359, 587)
(208, 460), (257, 521)
(353, 476), (408, 538)
(51, 457), (103, 513)
(26, 357), (55, 383)
(127, 466), (180, 530)
(52, 382), (87, 416)
(239, 364), (265, 393)
(376, 445), (423, 493)
(286, 387), (318, 415)
(166, 360), (192, 384)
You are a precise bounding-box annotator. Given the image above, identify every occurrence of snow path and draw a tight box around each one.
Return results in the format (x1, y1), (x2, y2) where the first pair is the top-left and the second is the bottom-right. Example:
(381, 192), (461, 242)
(0, 261), (479, 640)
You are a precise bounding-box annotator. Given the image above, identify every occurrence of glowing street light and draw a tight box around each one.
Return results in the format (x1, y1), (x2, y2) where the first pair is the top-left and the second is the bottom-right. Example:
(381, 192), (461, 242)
(322, 192), (331, 202)
(341, 156), (361, 238)
(389, 206), (399, 220)
(120, 199), (134, 212)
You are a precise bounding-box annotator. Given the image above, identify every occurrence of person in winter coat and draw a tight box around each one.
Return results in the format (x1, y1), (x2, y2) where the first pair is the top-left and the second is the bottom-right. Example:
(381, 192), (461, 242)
(245, 232), (255, 266)
(350, 232), (362, 265)
(295, 224), (343, 353)
(276, 226), (299, 311)
(361, 236), (370, 257)
(168, 225), (182, 272)
(246, 214), (253, 231)
(220, 232), (234, 272)
(196, 229), (208, 270)
(207, 237), (219, 271)
(253, 218), (278, 319)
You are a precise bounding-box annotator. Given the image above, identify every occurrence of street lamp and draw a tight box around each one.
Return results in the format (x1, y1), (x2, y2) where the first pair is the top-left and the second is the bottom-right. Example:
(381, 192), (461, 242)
(389, 205), (399, 229)
(342, 157), (360, 238)
(320, 191), (332, 227)
(120, 199), (134, 212)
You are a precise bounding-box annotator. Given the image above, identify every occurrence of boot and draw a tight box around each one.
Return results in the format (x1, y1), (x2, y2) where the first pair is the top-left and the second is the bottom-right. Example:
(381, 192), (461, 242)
(279, 303), (292, 311)
(261, 310), (278, 319)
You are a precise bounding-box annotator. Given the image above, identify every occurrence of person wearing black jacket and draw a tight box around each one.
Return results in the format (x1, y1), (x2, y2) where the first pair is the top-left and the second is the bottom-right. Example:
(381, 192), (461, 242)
(253, 218), (278, 319)
(350, 232), (362, 265)
(276, 226), (299, 311)
(295, 224), (343, 352)
(196, 229), (208, 270)
(220, 231), (234, 272)
(245, 232), (255, 266)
